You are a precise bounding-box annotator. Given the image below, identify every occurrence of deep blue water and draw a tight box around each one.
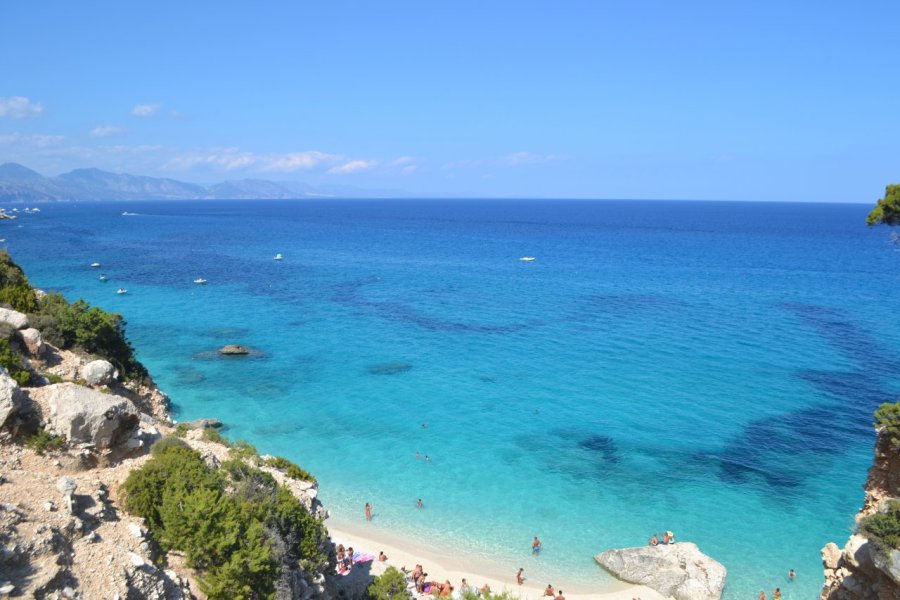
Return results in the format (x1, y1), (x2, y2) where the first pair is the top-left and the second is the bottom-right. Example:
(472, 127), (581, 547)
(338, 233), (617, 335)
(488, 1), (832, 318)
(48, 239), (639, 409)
(5, 199), (899, 599)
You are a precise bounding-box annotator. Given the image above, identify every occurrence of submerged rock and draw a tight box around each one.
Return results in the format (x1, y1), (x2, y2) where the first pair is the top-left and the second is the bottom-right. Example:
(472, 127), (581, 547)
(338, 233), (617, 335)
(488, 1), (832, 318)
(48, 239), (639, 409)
(180, 418), (222, 430)
(595, 542), (727, 600)
(219, 344), (251, 355)
(367, 362), (412, 375)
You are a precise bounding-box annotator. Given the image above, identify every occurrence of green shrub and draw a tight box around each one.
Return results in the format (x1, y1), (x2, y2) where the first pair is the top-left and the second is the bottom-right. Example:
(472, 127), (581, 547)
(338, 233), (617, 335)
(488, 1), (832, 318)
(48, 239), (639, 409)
(202, 427), (229, 446)
(34, 293), (146, 380)
(367, 566), (410, 600)
(26, 428), (65, 455)
(859, 500), (900, 552)
(0, 338), (31, 386)
(0, 250), (37, 313)
(875, 402), (900, 446)
(263, 456), (316, 483)
(230, 440), (258, 460)
(121, 442), (328, 598)
(43, 372), (64, 384)
(173, 423), (190, 438)
(150, 436), (190, 457)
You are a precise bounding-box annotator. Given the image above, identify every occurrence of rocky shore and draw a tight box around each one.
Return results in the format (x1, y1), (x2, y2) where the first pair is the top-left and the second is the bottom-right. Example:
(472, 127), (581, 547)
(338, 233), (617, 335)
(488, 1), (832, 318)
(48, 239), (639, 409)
(820, 426), (900, 600)
(0, 299), (334, 599)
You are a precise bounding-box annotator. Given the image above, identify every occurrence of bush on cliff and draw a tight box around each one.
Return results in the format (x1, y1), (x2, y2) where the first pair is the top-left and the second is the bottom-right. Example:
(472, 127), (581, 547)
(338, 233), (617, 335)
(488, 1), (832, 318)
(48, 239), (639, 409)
(263, 455), (316, 483)
(122, 442), (328, 599)
(0, 250), (37, 313)
(0, 338), (32, 385)
(34, 293), (146, 380)
(875, 401), (900, 446)
(367, 566), (410, 600)
(859, 500), (900, 553)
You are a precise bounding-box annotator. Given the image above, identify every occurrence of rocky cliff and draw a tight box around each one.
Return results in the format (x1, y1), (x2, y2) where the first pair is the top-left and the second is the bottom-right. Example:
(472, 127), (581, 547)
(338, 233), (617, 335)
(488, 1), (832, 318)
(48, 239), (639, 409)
(0, 297), (334, 599)
(821, 427), (900, 600)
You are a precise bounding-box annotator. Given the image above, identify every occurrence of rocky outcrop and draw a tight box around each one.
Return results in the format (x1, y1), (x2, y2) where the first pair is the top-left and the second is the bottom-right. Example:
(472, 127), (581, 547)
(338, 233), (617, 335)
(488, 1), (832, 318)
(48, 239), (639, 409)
(81, 359), (117, 386)
(45, 383), (138, 448)
(822, 428), (900, 600)
(0, 307), (28, 330)
(0, 368), (24, 429)
(595, 542), (727, 600)
(16, 327), (43, 356)
(219, 344), (251, 355)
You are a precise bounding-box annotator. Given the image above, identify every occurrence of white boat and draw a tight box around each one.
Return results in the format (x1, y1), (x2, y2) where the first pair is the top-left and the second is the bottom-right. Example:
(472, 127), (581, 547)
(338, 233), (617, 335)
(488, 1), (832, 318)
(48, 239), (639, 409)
(99, 274), (109, 282)
(274, 253), (284, 261)
(193, 278), (208, 285)
(116, 288), (128, 295)
(91, 262), (101, 268)
(519, 256), (536, 262)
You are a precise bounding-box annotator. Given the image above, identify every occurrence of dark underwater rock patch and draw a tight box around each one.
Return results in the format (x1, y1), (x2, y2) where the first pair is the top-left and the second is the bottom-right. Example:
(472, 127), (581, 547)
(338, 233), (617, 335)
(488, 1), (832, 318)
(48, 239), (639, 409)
(368, 362), (413, 375)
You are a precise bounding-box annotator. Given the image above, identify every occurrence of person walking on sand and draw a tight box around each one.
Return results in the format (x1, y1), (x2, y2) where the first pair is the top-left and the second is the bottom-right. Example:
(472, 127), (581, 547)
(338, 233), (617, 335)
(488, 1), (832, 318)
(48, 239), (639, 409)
(516, 568), (525, 585)
(532, 536), (542, 554)
(365, 502), (372, 521)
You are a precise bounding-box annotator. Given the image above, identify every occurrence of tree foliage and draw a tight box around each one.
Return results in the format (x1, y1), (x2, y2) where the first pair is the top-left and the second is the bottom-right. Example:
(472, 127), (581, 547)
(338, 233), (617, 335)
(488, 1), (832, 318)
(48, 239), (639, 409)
(367, 567), (411, 600)
(859, 500), (900, 553)
(122, 442), (328, 599)
(867, 184), (900, 226)
(875, 401), (900, 447)
(0, 250), (37, 313)
(0, 338), (31, 385)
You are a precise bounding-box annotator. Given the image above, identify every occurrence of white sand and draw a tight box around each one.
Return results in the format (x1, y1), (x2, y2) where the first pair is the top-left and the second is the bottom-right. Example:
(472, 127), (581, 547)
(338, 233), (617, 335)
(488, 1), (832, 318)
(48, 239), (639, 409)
(327, 518), (666, 600)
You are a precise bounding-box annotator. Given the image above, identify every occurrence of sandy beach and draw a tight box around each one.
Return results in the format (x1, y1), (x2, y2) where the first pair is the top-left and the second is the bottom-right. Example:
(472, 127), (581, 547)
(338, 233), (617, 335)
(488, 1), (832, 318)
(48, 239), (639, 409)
(327, 517), (666, 600)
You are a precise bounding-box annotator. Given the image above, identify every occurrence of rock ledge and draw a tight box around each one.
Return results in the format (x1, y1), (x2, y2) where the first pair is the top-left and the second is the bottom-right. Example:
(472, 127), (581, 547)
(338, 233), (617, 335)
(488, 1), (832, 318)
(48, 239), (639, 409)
(595, 542), (726, 600)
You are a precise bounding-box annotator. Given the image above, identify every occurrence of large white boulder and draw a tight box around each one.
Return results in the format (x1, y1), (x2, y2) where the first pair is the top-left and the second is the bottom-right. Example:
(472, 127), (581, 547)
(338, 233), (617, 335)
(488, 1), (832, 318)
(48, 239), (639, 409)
(595, 542), (727, 600)
(0, 367), (24, 428)
(17, 327), (44, 356)
(46, 383), (138, 448)
(0, 307), (29, 330)
(81, 359), (118, 386)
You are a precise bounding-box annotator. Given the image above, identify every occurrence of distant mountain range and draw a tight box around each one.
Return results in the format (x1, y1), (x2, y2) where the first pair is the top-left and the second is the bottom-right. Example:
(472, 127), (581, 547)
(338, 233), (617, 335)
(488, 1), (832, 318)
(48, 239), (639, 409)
(0, 162), (411, 201)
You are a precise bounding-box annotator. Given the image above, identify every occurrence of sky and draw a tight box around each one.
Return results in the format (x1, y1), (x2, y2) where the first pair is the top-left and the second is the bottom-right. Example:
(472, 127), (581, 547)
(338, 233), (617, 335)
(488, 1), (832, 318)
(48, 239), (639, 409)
(1, 1), (898, 202)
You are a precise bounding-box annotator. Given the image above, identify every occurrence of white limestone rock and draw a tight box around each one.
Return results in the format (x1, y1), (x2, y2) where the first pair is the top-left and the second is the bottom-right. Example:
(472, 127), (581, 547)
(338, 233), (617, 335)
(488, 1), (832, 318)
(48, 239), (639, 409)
(0, 368), (24, 429)
(0, 307), (28, 330)
(80, 359), (118, 386)
(16, 327), (43, 356)
(595, 542), (727, 600)
(46, 383), (138, 448)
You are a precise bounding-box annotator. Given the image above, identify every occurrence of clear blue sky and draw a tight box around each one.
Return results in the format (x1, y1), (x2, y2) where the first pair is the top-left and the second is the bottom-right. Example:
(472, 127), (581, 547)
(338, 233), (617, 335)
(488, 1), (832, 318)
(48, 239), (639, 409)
(1, 1), (898, 201)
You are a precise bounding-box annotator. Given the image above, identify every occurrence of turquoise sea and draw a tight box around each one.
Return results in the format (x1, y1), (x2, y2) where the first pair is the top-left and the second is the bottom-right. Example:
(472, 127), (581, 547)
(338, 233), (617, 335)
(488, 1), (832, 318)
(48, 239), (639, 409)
(5, 199), (899, 599)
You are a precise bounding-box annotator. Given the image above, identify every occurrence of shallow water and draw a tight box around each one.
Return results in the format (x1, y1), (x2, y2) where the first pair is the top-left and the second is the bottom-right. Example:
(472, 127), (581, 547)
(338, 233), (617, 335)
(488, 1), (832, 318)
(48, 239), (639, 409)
(7, 199), (900, 599)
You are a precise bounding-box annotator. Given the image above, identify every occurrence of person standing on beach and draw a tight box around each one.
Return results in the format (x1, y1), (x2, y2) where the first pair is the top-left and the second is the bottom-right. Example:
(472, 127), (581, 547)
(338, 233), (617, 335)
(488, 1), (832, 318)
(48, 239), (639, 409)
(365, 502), (372, 521)
(516, 567), (525, 585)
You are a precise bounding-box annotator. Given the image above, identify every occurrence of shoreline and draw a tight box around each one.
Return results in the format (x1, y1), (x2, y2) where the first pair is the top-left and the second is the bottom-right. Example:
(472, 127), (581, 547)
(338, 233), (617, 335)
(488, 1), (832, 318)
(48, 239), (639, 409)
(326, 516), (666, 600)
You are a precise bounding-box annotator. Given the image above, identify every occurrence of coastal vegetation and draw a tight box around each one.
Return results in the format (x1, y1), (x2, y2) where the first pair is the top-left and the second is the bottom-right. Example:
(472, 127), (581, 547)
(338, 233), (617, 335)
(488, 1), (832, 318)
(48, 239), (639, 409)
(0, 250), (146, 380)
(122, 441), (328, 599)
(0, 337), (31, 385)
(367, 566), (410, 599)
(263, 455), (316, 483)
(859, 500), (900, 553)
(25, 427), (66, 455)
(867, 183), (900, 226)
(875, 401), (900, 447)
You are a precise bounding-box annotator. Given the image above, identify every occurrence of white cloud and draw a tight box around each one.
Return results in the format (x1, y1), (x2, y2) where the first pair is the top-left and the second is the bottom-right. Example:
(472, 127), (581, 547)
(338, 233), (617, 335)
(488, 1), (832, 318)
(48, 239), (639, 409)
(401, 165), (417, 175)
(328, 159), (377, 174)
(0, 132), (64, 147)
(501, 151), (559, 166)
(89, 125), (125, 138)
(0, 96), (44, 118)
(389, 156), (416, 167)
(261, 151), (339, 172)
(131, 103), (160, 117)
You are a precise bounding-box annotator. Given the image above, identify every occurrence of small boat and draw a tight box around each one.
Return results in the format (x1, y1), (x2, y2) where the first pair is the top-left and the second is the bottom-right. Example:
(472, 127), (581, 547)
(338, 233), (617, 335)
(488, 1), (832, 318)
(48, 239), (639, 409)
(91, 262), (101, 268)
(274, 253), (284, 261)
(193, 278), (208, 285)
(116, 288), (128, 295)
(519, 256), (536, 262)
(99, 274), (109, 282)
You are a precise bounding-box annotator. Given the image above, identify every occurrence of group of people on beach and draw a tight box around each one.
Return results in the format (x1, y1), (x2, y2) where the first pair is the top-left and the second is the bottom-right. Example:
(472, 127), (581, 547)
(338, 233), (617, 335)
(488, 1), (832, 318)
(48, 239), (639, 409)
(335, 544), (356, 575)
(403, 564), (494, 597)
(647, 530), (675, 546)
